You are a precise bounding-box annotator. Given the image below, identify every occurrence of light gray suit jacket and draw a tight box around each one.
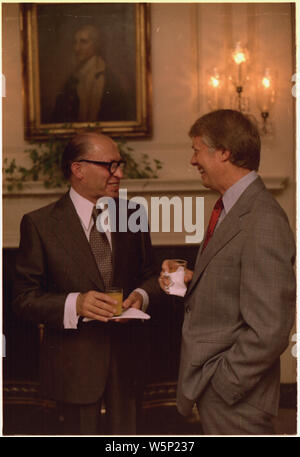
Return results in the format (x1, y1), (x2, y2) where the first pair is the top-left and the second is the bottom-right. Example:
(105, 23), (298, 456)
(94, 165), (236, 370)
(177, 176), (296, 416)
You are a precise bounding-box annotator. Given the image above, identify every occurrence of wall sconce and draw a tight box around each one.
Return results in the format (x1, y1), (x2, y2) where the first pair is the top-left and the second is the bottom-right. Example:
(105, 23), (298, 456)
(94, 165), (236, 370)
(256, 68), (275, 134)
(205, 43), (275, 136)
(206, 43), (250, 113)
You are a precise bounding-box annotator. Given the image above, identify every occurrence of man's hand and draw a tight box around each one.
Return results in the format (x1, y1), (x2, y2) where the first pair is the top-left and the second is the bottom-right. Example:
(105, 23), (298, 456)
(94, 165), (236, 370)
(158, 259), (194, 294)
(112, 291), (144, 324)
(122, 291), (143, 311)
(184, 269), (194, 284)
(76, 290), (117, 322)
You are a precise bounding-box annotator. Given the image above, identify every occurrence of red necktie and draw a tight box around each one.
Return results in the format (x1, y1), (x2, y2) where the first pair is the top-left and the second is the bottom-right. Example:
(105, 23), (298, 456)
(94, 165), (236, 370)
(201, 197), (223, 252)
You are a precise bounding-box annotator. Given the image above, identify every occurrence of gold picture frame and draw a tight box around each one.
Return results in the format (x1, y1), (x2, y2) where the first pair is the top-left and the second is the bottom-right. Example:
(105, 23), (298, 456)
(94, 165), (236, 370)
(21, 3), (152, 140)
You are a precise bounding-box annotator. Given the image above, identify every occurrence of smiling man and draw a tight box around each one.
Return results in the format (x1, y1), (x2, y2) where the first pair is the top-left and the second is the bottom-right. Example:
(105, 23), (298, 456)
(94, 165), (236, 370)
(160, 109), (296, 435)
(13, 132), (156, 435)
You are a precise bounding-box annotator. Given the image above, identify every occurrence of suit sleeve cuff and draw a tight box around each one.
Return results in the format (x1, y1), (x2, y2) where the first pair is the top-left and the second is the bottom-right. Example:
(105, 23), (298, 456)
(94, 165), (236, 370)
(134, 288), (149, 312)
(64, 292), (80, 329)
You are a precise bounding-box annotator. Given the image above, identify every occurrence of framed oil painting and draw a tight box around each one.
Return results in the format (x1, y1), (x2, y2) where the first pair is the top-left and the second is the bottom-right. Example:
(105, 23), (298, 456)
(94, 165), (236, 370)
(21, 3), (152, 139)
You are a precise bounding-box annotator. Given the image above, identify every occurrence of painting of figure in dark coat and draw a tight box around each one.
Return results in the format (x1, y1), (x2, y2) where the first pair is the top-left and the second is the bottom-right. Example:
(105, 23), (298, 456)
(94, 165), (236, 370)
(37, 3), (137, 124)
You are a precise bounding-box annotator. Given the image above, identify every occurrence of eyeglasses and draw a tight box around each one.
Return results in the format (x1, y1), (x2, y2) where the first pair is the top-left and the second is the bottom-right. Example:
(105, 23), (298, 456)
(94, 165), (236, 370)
(76, 159), (126, 175)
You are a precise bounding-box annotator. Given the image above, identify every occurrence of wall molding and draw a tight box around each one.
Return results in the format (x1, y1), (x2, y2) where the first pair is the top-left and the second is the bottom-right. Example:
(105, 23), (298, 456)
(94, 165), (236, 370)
(2, 175), (289, 248)
(2, 175), (288, 196)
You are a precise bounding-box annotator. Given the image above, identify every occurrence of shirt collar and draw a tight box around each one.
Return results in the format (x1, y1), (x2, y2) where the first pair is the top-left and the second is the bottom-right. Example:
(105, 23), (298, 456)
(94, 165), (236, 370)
(69, 187), (94, 230)
(222, 170), (258, 215)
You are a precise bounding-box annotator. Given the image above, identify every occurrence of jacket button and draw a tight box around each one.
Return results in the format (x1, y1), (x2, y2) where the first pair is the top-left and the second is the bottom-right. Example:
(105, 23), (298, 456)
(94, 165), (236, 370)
(186, 305), (191, 313)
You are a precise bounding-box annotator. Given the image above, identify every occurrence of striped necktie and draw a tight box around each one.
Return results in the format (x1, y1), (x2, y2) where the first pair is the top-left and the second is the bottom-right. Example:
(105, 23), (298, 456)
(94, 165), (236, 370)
(89, 207), (113, 289)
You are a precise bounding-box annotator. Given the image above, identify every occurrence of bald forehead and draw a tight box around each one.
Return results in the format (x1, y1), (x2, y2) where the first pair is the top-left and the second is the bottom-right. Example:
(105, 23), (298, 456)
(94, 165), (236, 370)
(86, 132), (116, 148)
(81, 133), (119, 159)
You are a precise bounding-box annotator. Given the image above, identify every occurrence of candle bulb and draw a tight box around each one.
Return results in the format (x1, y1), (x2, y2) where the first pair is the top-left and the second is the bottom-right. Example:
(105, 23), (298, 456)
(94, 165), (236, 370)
(258, 69), (275, 113)
(231, 42), (248, 86)
(210, 76), (220, 88)
(228, 42), (249, 111)
(262, 76), (271, 88)
(207, 68), (223, 110)
(256, 68), (275, 135)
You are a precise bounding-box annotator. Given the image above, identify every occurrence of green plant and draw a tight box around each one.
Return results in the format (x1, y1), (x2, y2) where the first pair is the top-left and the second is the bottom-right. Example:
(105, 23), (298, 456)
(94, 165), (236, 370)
(116, 139), (163, 179)
(3, 135), (163, 191)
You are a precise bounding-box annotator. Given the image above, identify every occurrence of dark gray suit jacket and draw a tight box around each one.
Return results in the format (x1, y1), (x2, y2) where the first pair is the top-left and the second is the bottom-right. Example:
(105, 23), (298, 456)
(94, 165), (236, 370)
(13, 192), (156, 404)
(177, 176), (296, 416)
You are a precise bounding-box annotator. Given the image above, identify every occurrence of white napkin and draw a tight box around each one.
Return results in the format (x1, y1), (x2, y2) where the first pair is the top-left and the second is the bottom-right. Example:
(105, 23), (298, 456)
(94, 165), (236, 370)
(83, 307), (150, 322)
(110, 307), (150, 320)
(164, 266), (187, 297)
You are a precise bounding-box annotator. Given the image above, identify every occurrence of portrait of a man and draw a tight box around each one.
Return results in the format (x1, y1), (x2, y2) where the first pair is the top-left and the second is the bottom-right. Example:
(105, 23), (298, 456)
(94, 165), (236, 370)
(53, 24), (107, 123)
(22, 3), (151, 137)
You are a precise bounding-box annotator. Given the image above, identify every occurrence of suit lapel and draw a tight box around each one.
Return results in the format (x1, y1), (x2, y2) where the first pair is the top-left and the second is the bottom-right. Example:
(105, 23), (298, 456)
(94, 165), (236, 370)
(186, 212), (241, 297)
(50, 192), (105, 290)
(186, 176), (265, 298)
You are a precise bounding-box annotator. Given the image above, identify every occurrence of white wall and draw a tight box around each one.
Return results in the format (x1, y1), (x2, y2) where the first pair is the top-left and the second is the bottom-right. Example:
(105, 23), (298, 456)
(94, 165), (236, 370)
(3, 3), (296, 211)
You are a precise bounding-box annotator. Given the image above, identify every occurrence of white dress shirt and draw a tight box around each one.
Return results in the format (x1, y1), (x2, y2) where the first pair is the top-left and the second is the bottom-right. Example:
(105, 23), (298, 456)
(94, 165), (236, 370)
(63, 187), (149, 329)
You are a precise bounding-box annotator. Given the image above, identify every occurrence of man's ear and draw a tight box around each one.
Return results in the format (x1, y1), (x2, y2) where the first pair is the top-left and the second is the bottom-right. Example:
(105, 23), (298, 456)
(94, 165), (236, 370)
(70, 161), (84, 180)
(220, 149), (231, 162)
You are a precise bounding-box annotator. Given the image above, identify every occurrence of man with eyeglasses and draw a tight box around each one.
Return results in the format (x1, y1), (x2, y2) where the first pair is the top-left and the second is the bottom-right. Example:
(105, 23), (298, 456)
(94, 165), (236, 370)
(13, 132), (157, 435)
